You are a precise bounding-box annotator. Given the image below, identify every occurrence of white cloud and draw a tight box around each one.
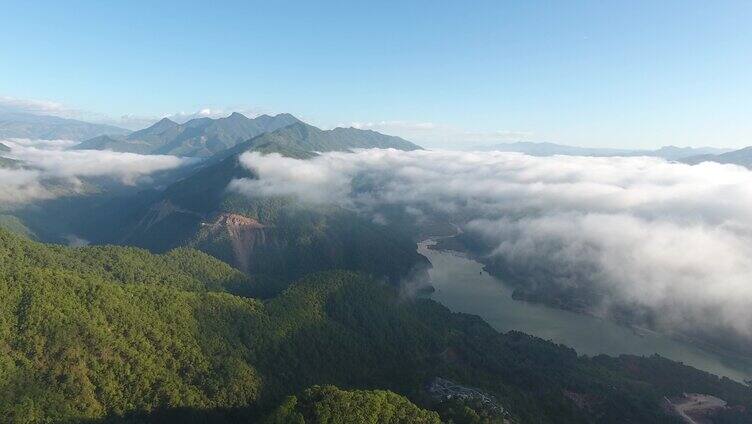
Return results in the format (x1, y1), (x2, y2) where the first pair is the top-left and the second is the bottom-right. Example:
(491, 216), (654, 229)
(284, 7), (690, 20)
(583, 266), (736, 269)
(230, 149), (752, 343)
(5, 138), (79, 150)
(0, 167), (51, 204)
(0, 138), (192, 204)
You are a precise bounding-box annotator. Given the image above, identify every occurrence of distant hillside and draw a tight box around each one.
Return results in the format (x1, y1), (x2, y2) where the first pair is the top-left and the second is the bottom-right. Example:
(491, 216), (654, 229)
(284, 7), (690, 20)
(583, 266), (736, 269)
(480, 141), (730, 160)
(0, 112), (130, 141)
(683, 146), (752, 168)
(75, 112), (302, 157)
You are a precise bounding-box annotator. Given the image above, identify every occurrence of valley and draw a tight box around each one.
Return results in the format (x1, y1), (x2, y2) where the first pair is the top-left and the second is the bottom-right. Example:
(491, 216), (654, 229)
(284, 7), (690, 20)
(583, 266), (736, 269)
(2, 111), (752, 423)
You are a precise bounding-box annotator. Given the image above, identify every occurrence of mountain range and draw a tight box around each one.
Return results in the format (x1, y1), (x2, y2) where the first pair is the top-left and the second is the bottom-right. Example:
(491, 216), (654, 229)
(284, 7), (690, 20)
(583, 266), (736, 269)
(6, 112), (426, 297)
(479, 141), (731, 160)
(74, 112), (302, 156)
(0, 111), (130, 141)
(73, 112), (419, 157)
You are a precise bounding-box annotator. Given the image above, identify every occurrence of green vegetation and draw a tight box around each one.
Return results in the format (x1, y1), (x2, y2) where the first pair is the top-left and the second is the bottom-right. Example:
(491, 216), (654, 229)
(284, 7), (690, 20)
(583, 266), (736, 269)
(191, 203), (427, 287)
(263, 385), (441, 424)
(1, 228), (751, 423)
(0, 214), (35, 239)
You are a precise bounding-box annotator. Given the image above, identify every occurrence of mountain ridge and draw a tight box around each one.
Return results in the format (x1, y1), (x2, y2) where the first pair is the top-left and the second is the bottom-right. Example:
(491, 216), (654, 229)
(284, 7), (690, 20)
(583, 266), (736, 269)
(75, 113), (421, 158)
(74, 112), (305, 157)
(682, 146), (752, 167)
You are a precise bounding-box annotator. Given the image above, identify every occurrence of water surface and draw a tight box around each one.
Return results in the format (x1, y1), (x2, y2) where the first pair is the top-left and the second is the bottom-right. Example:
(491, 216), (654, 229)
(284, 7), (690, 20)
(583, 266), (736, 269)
(419, 239), (752, 383)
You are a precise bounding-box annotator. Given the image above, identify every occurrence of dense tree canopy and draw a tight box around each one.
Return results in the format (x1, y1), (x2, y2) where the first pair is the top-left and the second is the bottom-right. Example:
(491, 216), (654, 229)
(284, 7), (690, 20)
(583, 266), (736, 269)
(263, 386), (441, 424)
(0, 229), (750, 423)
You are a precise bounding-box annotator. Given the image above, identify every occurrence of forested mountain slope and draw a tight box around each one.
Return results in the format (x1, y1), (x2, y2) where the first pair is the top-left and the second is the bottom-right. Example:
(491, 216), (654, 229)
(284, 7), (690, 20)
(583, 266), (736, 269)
(116, 125), (426, 292)
(75, 113), (301, 157)
(235, 121), (421, 153)
(1, 229), (751, 423)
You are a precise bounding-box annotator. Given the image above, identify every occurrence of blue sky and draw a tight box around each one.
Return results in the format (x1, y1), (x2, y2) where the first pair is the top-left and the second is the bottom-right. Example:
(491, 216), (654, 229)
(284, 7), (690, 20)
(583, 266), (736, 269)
(1, 0), (750, 148)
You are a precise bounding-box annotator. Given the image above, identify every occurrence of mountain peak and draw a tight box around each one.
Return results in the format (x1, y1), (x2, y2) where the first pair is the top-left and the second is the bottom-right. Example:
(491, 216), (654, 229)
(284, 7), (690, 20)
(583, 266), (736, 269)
(274, 112), (300, 120)
(152, 117), (178, 129)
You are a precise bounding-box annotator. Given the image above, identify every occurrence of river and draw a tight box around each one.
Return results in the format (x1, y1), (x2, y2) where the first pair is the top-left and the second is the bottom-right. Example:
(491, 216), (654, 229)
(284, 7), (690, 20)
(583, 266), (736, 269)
(418, 239), (752, 383)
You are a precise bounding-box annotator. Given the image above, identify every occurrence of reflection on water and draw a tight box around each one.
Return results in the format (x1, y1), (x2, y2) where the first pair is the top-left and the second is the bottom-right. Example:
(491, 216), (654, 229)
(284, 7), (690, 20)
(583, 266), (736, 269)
(419, 239), (752, 383)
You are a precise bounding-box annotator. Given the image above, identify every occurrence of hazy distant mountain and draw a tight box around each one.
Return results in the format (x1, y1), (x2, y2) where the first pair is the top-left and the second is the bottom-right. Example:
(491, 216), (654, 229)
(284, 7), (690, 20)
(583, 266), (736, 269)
(75, 112), (302, 157)
(0, 112), (130, 141)
(651, 145), (732, 160)
(479, 141), (730, 160)
(682, 146), (752, 168)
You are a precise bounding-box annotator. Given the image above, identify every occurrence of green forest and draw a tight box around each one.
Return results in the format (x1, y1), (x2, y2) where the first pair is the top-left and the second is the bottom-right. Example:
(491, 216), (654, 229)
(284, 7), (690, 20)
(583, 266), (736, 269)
(1, 228), (751, 423)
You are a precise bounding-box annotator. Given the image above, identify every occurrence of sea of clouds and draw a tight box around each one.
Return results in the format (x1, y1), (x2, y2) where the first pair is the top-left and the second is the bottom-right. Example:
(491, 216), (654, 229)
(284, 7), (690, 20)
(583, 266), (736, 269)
(230, 149), (752, 343)
(0, 138), (191, 204)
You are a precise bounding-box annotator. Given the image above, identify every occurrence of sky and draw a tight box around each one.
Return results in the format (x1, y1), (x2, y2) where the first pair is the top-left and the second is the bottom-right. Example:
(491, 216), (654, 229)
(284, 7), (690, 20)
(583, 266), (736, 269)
(1, 0), (750, 149)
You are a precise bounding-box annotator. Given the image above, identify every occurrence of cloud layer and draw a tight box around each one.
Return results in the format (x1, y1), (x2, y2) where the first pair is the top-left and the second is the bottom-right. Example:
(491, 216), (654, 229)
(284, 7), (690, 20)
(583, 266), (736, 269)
(0, 138), (191, 204)
(230, 149), (752, 343)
